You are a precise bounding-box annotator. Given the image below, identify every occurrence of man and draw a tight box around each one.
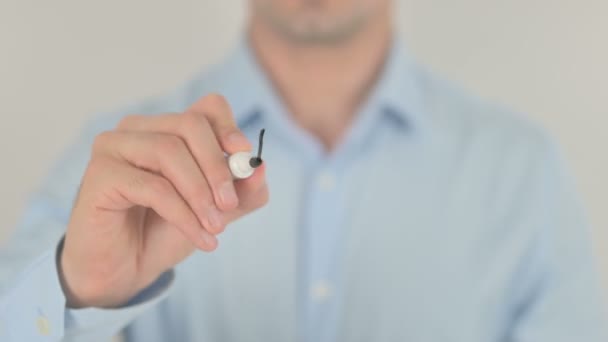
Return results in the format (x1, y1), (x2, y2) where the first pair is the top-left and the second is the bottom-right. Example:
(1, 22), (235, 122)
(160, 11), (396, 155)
(0, 0), (606, 341)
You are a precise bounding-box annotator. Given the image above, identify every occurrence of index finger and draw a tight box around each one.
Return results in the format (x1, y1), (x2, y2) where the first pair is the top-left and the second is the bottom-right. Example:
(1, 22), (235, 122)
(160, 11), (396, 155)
(188, 93), (251, 154)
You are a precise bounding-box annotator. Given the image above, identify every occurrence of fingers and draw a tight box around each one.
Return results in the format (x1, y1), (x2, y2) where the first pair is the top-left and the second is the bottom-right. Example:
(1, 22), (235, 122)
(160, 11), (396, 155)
(91, 156), (218, 251)
(116, 95), (254, 212)
(103, 93), (269, 237)
(188, 94), (252, 153)
(93, 131), (226, 234)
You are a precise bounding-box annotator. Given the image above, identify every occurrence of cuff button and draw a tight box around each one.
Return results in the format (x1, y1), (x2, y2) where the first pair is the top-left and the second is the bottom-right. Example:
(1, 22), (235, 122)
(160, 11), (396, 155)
(36, 316), (50, 336)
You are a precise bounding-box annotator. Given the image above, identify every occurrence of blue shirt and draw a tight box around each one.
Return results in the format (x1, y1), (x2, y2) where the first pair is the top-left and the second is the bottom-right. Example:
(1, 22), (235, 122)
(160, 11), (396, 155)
(1, 37), (606, 342)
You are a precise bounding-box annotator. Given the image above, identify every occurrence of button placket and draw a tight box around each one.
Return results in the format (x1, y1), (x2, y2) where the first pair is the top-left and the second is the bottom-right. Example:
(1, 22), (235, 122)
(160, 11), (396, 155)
(310, 280), (333, 302)
(303, 164), (343, 342)
(317, 171), (336, 192)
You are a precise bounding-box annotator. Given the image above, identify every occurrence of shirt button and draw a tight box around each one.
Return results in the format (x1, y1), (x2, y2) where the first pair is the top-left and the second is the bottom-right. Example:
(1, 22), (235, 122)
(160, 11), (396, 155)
(36, 316), (50, 336)
(317, 172), (335, 191)
(310, 280), (333, 302)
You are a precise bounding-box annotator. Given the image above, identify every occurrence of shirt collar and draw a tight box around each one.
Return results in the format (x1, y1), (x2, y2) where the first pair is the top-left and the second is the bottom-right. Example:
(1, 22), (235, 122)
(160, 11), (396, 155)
(210, 35), (428, 134)
(367, 38), (428, 132)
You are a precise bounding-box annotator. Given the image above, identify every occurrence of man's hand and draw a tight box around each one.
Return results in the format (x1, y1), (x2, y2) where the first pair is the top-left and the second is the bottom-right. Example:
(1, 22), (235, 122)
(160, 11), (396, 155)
(59, 94), (269, 308)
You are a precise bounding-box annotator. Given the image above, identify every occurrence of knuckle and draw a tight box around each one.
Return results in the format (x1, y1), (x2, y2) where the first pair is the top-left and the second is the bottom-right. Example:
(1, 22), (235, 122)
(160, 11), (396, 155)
(87, 155), (114, 176)
(125, 172), (147, 193)
(175, 215), (198, 235)
(189, 185), (213, 205)
(147, 176), (173, 198)
(92, 131), (113, 152)
(116, 114), (143, 130)
(203, 93), (229, 110)
(182, 110), (207, 132)
(156, 135), (185, 155)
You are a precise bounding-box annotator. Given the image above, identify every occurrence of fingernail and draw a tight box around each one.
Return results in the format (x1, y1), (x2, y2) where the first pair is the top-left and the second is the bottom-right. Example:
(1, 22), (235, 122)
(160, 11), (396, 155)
(201, 232), (217, 247)
(218, 181), (238, 208)
(207, 206), (224, 231)
(226, 132), (251, 150)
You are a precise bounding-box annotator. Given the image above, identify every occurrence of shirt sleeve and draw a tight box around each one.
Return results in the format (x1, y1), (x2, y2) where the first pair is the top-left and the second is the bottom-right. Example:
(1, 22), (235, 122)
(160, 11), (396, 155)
(507, 132), (608, 341)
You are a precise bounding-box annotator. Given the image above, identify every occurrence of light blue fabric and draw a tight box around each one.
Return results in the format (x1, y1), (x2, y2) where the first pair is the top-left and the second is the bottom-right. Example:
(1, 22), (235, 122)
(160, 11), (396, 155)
(1, 37), (606, 342)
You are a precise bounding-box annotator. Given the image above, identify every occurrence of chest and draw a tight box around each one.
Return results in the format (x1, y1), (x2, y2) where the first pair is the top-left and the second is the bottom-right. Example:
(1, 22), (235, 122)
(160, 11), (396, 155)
(134, 140), (517, 342)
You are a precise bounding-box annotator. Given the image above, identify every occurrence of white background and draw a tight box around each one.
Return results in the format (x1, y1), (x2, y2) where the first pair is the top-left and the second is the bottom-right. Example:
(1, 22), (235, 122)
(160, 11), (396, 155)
(1, 1), (607, 298)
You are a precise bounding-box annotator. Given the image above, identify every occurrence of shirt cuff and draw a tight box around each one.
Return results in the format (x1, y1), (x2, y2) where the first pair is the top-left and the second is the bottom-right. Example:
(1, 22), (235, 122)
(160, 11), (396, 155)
(64, 270), (174, 339)
(0, 248), (67, 341)
(0, 240), (174, 342)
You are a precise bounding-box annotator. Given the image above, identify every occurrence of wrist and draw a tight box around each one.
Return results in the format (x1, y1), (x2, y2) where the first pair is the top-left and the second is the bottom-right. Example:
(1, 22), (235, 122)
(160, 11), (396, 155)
(56, 237), (90, 308)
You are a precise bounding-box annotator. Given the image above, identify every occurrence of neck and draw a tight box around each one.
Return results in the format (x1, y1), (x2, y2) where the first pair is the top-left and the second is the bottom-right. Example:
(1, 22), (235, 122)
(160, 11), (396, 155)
(248, 10), (393, 151)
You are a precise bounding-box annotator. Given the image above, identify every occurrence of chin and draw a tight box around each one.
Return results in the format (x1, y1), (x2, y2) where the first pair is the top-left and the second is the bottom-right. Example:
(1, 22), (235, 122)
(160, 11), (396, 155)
(254, 0), (376, 44)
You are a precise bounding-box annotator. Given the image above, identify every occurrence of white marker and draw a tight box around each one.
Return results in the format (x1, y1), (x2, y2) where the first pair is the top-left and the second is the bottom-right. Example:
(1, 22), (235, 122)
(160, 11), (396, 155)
(228, 128), (265, 179)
